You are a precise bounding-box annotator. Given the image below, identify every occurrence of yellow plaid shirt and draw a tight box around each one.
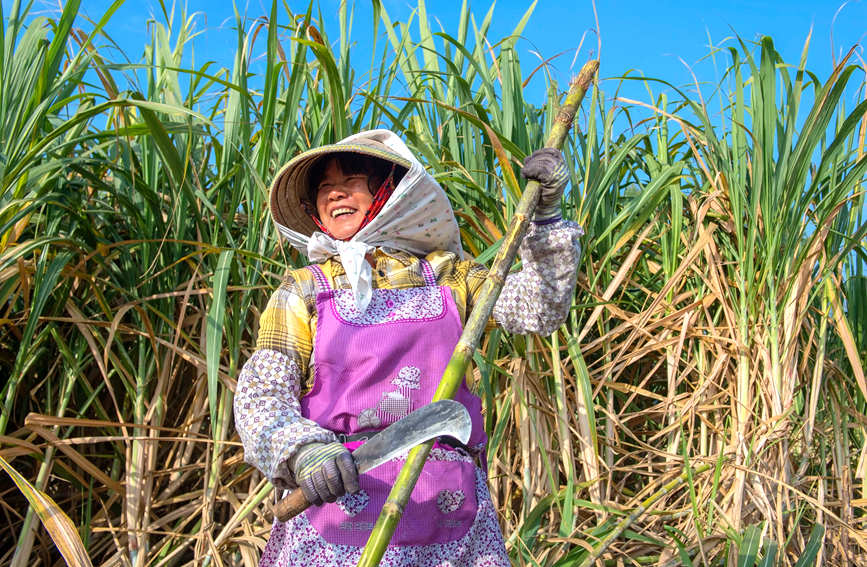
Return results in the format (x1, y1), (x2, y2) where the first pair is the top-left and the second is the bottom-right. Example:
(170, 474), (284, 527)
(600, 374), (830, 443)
(256, 247), (491, 394)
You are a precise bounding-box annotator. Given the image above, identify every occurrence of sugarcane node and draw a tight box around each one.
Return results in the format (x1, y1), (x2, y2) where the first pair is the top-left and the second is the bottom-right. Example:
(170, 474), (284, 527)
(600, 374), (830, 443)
(456, 342), (474, 357)
(555, 109), (576, 125)
(382, 500), (404, 516)
(486, 272), (506, 286)
(573, 60), (599, 89)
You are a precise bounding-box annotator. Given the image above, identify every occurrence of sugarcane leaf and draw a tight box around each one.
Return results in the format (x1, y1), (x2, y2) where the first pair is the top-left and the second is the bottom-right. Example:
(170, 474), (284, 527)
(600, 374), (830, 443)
(623, 529), (665, 546)
(474, 238), (502, 264)
(737, 523), (763, 567)
(206, 250), (234, 421)
(255, 0), (281, 176)
(758, 540), (778, 567)
(831, 278), (867, 400)
(1, 250), (71, 432)
(515, 493), (557, 563)
(480, 120), (523, 203)
(675, 541), (695, 567)
(37, 0), (80, 101)
(297, 27), (347, 140)
(792, 524), (825, 567)
(0, 455), (94, 567)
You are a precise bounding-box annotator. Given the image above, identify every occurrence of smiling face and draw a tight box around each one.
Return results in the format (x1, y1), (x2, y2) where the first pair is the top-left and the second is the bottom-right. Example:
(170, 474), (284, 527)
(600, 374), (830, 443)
(314, 158), (375, 240)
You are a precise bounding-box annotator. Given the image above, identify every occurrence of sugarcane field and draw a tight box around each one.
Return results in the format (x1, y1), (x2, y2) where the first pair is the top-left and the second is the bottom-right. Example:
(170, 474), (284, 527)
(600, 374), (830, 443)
(1, 0), (866, 565)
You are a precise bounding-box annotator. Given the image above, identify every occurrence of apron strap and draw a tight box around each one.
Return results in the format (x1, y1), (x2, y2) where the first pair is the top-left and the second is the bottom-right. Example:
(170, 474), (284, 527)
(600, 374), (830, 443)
(420, 259), (438, 287)
(306, 264), (331, 294)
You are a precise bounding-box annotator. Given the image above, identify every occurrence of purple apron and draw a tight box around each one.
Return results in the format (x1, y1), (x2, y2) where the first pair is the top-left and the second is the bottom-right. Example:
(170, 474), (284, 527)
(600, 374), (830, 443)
(299, 260), (487, 547)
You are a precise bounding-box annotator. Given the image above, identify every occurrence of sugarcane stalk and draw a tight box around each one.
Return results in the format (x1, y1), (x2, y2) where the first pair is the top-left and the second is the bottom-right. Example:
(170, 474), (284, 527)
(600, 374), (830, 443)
(577, 464), (713, 567)
(356, 59), (599, 567)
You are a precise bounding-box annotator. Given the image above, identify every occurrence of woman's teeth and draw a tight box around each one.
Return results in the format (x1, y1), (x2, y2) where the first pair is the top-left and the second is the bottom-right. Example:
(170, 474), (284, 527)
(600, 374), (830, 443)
(331, 208), (355, 218)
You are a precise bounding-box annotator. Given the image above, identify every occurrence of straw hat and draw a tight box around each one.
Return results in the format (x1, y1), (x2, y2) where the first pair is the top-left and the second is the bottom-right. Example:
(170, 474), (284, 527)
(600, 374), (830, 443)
(269, 133), (413, 237)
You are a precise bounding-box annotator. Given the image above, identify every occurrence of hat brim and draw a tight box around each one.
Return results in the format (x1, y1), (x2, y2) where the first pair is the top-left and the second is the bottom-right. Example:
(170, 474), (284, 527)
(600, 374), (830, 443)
(269, 143), (412, 238)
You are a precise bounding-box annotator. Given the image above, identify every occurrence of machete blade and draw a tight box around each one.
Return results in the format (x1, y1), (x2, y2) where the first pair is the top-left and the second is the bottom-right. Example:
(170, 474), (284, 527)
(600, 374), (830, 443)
(351, 399), (472, 474)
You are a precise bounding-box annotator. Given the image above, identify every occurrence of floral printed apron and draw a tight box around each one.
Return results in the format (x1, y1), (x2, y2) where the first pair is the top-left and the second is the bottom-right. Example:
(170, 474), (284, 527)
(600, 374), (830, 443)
(298, 260), (487, 547)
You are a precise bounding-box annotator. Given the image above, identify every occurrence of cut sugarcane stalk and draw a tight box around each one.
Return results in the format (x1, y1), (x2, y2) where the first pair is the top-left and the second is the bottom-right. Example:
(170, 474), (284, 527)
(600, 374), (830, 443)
(356, 59), (599, 567)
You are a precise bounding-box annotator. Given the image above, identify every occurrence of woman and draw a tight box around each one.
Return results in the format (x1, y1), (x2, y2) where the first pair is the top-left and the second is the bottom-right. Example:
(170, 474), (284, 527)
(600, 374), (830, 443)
(234, 129), (582, 566)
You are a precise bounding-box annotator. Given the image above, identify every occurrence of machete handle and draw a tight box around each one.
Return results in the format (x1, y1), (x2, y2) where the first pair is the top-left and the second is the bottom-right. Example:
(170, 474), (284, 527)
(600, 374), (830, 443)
(272, 488), (310, 522)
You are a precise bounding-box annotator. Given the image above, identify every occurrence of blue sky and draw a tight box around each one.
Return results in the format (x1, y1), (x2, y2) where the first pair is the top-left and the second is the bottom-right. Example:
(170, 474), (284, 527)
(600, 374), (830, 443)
(12, 1), (864, 104)
(6, 0), (865, 124)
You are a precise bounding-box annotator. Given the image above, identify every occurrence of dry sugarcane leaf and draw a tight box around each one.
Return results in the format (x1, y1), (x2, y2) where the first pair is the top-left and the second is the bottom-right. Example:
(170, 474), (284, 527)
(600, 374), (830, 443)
(0, 435), (43, 459)
(25, 425), (122, 494)
(0, 455), (94, 567)
(830, 278), (867, 400)
(609, 223), (717, 373)
(577, 222), (654, 343)
(479, 121), (522, 204)
(24, 413), (212, 437)
(470, 205), (504, 242)
(454, 210), (496, 247)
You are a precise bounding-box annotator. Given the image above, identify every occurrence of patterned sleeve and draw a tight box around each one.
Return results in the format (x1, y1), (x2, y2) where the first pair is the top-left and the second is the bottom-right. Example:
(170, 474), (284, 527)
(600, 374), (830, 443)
(490, 220), (583, 335)
(233, 277), (336, 490)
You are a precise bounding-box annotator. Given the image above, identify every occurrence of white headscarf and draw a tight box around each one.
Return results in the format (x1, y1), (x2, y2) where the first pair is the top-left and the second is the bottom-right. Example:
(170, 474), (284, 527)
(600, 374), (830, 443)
(275, 130), (464, 312)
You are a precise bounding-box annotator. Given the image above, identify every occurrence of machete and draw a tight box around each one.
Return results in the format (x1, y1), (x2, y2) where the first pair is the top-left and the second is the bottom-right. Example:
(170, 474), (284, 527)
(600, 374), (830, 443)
(272, 399), (472, 522)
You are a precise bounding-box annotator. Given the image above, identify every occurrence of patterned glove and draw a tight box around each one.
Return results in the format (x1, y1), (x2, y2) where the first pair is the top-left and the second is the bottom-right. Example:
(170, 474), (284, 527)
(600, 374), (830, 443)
(521, 148), (569, 221)
(291, 442), (360, 505)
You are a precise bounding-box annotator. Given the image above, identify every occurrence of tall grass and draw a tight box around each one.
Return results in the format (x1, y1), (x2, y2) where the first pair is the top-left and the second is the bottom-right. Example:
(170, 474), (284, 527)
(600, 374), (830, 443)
(0, 1), (864, 566)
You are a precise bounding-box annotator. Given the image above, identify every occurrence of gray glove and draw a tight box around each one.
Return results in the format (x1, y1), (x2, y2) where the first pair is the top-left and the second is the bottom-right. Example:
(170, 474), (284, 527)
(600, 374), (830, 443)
(291, 442), (360, 505)
(521, 148), (569, 221)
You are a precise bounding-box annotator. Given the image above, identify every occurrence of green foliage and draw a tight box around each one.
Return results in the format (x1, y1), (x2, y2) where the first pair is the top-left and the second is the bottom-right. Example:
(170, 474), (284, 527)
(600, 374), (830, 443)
(0, 1), (864, 565)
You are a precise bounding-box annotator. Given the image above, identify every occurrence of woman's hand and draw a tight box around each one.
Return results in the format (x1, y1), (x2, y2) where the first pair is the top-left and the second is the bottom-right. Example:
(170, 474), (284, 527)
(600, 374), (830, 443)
(521, 148), (569, 221)
(291, 442), (360, 505)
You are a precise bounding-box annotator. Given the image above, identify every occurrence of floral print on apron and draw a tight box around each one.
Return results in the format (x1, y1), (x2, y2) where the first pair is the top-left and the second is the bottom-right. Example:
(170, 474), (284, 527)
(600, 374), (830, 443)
(260, 260), (509, 566)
